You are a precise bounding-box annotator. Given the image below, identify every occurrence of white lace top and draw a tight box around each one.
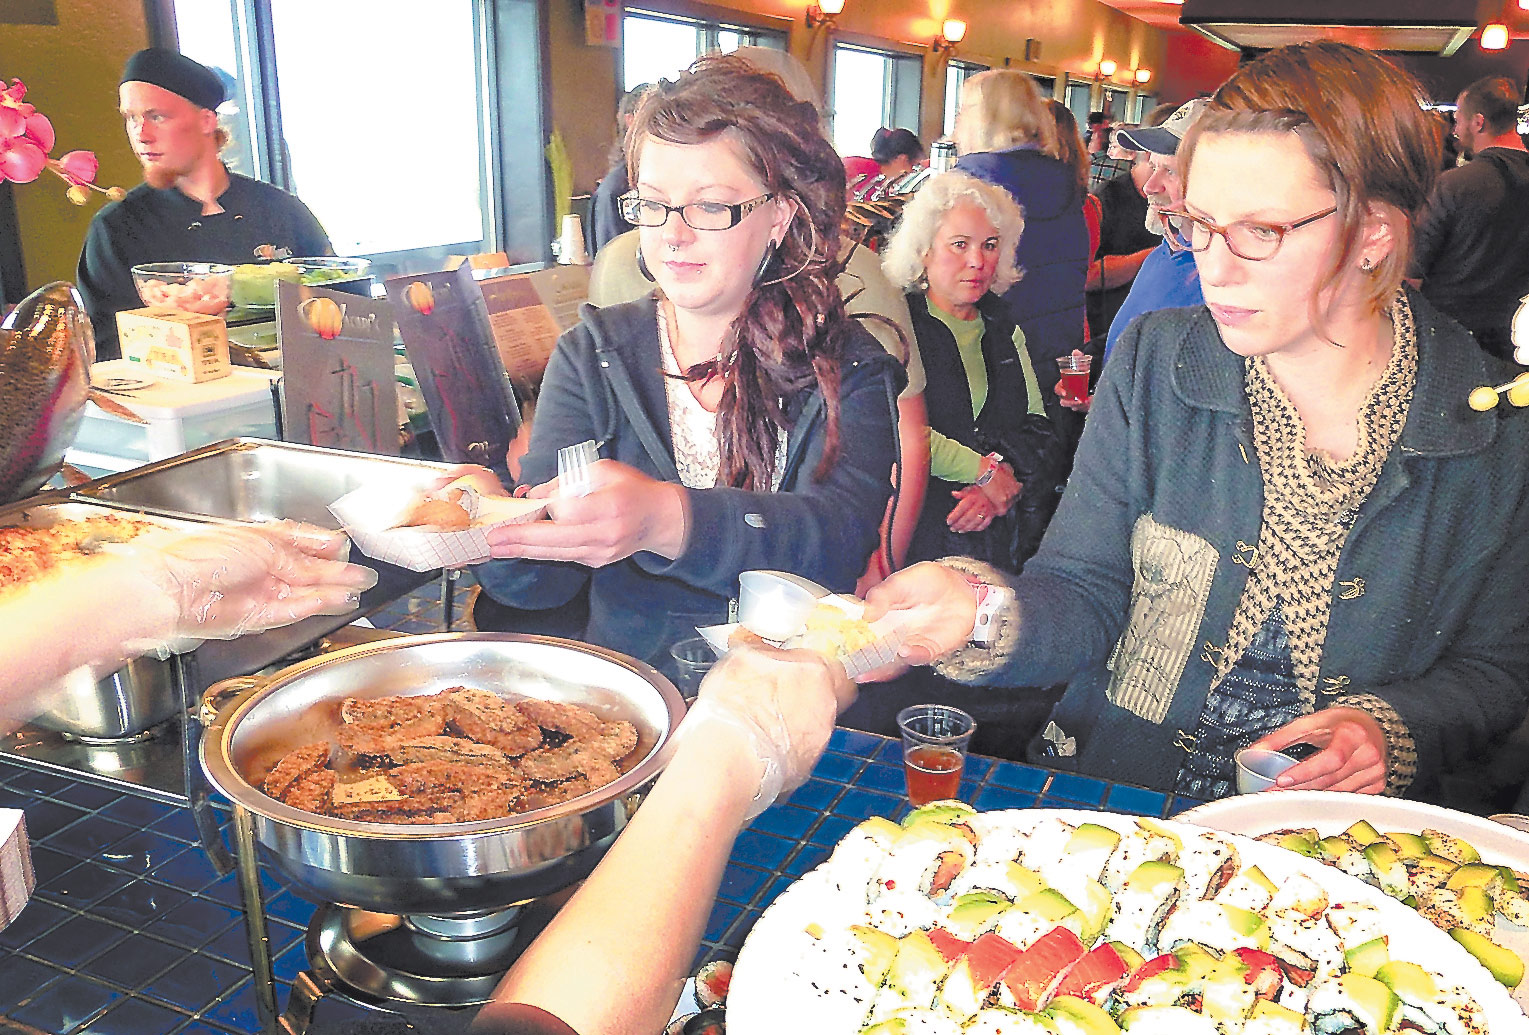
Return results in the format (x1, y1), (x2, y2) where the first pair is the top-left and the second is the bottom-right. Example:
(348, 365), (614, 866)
(656, 307), (786, 491)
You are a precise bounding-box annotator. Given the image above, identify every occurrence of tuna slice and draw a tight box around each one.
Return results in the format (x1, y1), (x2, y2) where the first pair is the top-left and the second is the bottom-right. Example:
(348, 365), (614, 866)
(999, 925), (1089, 1011)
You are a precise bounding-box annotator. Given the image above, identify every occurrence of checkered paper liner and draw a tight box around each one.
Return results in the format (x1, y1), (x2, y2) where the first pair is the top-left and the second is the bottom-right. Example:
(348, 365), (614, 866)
(329, 483), (549, 572)
(697, 594), (906, 680)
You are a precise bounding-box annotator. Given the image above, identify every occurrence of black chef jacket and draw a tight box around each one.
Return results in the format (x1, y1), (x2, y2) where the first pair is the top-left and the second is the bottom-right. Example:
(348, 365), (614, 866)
(75, 170), (332, 359)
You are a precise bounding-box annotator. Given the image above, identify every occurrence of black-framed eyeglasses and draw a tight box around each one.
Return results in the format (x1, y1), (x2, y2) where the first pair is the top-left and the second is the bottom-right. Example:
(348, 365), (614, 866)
(1161, 205), (1339, 261)
(619, 192), (775, 231)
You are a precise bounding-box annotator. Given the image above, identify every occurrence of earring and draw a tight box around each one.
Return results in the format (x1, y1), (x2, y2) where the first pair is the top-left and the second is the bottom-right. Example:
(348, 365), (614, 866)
(1360, 256), (1374, 272)
(637, 248), (655, 283)
(752, 239), (780, 288)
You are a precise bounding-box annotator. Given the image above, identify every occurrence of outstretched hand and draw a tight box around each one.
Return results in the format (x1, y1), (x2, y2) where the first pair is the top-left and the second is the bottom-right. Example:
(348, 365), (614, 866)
(858, 561), (978, 680)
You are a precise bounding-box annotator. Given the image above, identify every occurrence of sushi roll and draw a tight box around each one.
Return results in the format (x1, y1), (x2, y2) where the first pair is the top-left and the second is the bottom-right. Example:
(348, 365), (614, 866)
(1374, 961), (1482, 1035)
(1199, 954), (1258, 1035)
(1113, 953), (1197, 1012)
(1322, 901), (1389, 953)
(1422, 829), (1480, 866)
(1158, 900), (1270, 957)
(940, 891), (1011, 941)
(1266, 872), (1328, 919)
(1102, 822), (1181, 894)
(1304, 973), (1400, 1035)
(1116, 1005), (1220, 1035)
(947, 860), (1046, 902)
(1314, 834), (1374, 886)
(970, 810), (1032, 867)
(1021, 817), (1080, 874)
(871, 822), (976, 905)
(1050, 943), (1133, 1006)
(937, 931), (1024, 1021)
(1104, 861), (1183, 957)
(1040, 824), (1123, 887)
(995, 888), (1086, 950)
(1265, 908), (1344, 982)
(1178, 834), (1239, 900)
(1359, 842), (1410, 900)
(1414, 885), (1496, 939)
(868, 887), (945, 938)
(994, 926), (1088, 1012)
(826, 817), (903, 904)
(1241, 1000), (1304, 1035)
(861, 1006), (965, 1035)
(1047, 995), (1124, 1035)
(782, 924), (894, 1031)
(1215, 868), (1277, 914)
(867, 929), (959, 1022)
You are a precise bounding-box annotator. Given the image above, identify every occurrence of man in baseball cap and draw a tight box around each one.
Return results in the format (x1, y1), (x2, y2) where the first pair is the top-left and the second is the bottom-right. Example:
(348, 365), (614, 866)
(75, 48), (332, 358)
(1101, 98), (1210, 363)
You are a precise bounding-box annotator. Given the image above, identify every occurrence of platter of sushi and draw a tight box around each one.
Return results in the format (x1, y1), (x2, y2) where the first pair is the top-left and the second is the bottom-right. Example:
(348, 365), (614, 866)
(1183, 791), (1529, 1013)
(726, 804), (1527, 1034)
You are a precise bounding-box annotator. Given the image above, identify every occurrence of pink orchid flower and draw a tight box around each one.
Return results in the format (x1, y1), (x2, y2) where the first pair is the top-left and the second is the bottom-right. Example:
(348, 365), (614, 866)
(0, 106), (21, 142)
(56, 150), (98, 185)
(0, 137), (46, 183)
(24, 112), (53, 153)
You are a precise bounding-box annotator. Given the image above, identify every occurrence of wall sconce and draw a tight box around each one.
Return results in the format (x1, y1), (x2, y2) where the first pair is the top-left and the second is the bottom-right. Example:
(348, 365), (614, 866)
(805, 0), (845, 30)
(1134, 67), (1152, 85)
(1481, 21), (1510, 49)
(1095, 59), (1118, 81)
(932, 19), (966, 55)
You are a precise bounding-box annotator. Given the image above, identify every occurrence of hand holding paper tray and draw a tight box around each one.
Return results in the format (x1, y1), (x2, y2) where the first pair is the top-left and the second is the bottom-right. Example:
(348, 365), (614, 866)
(329, 482), (548, 572)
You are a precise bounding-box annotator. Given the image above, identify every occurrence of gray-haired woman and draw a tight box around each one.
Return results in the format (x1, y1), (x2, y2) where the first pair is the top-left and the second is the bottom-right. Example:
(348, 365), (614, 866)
(882, 170), (1068, 572)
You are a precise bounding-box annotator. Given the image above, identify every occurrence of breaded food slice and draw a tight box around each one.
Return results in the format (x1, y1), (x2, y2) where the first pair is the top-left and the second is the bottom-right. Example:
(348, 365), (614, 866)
(281, 769), (337, 814)
(389, 760), (525, 796)
(520, 743), (621, 785)
(519, 775), (595, 811)
(339, 691), (449, 727)
(517, 698), (603, 739)
(263, 742), (332, 800)
(581, 720), (638, 762)
(384, 735), (511, 768)
(446, 687), (543, 756)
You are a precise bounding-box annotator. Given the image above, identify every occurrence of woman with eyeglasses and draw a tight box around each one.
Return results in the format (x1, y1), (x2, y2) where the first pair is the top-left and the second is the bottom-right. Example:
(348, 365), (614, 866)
(457, 55), (903, 673)
(856, 41), (1529, 806)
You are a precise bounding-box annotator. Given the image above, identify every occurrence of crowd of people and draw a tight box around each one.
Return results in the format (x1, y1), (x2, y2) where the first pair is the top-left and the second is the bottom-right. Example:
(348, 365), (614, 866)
(3, 28), (1526, 1035)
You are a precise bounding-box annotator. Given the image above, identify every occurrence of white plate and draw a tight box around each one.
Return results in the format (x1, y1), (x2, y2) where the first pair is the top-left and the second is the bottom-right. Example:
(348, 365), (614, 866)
(726, 808), (1529, 1034)
(1182, 791), (1529, 1013)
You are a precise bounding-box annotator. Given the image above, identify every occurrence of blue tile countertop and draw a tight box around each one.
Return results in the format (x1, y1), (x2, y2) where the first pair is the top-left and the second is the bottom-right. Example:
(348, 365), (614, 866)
(0, 575), (1206, 1033)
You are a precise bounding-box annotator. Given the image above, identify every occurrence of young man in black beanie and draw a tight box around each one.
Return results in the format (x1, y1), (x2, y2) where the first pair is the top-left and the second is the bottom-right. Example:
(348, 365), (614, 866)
(75, 48), (332, 359)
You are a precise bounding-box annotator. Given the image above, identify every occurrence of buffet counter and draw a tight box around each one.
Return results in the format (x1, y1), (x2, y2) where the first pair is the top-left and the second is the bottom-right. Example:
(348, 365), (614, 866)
(0, 728), (1187, 1034)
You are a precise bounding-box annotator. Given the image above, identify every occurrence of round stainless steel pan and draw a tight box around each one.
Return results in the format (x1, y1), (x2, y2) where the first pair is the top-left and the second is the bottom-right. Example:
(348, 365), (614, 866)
(200, 633), (685, 915)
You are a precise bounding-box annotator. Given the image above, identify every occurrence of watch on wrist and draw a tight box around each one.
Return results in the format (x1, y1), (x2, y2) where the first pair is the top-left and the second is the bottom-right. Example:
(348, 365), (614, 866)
(960, 572), (1012, 646)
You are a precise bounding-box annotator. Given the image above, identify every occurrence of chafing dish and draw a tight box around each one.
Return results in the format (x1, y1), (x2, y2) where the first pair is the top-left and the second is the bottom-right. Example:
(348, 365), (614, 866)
(200, 633), (684, 1006)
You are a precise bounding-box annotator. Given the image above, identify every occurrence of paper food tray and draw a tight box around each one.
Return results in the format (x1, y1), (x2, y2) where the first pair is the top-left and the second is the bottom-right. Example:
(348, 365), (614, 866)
(329, 483), (548, 572)
(698, 594), (906, 680)
(0, 809), (33, 933)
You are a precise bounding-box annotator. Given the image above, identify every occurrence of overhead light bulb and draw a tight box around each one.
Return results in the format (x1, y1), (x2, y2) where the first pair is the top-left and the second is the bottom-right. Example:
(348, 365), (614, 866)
(942, 19), (967, 44)
(1481, 22), (1510, 50)
(1098, 59), (1117, 77)
(1135, 68), (1152, 84)
(819, 0), (845, 14)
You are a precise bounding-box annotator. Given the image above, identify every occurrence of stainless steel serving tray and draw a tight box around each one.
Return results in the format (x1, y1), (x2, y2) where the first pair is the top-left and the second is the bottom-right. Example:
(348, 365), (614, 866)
(70, 438), (452, 682)
(200, 633), (686, 915)
(0, 498), (208, 738)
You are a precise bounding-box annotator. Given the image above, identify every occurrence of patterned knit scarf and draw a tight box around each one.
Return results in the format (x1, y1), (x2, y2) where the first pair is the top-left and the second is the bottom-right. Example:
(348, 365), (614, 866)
(1210, 290), (1418, 707)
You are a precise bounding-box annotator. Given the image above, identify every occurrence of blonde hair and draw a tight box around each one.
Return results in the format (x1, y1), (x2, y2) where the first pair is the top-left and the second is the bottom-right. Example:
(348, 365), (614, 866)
(954, 70), (1058, 156)
(881, 170), (1026, 294)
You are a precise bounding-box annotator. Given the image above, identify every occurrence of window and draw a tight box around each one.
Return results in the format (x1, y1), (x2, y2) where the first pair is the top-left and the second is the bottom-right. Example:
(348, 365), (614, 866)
(943, 60), (988, 137)
(621, 9), (785, 91)
(1103, 86), (1129, 122)
(166, 0), (547, 273)
(1064, 78), (1092, 130)
(831, 43), (921, 157)
(1131, 93), (1157, 122)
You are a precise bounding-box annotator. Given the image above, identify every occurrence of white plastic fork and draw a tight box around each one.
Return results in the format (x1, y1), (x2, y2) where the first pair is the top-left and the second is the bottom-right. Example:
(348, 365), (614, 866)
(557, 439), (599, 499)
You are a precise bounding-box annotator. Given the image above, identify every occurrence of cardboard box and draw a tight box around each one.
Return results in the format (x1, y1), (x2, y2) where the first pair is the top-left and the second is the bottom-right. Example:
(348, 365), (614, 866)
(114, 307), (231, 383)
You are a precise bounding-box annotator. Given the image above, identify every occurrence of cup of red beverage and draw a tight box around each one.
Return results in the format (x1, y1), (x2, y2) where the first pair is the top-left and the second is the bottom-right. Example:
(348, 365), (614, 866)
(897, 704), (976, 806)
(1058, 353), (1093, 406)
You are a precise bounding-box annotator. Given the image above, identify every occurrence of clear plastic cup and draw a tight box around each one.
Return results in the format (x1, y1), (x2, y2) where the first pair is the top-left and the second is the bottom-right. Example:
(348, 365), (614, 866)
(1057, 353), (1093, 405)
(1235, 747), (1299, 794)
(669, 636), (717, 702)
(897, 704), (976, 806)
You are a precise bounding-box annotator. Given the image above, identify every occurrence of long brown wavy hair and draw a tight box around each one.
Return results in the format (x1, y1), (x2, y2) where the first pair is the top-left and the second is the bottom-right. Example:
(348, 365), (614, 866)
(625, 53), (851, 489)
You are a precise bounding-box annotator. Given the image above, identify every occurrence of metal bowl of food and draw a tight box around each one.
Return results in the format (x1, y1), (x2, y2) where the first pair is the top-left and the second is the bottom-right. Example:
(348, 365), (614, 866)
(199, 632), (685, 916)
(30, 655), (180, 741)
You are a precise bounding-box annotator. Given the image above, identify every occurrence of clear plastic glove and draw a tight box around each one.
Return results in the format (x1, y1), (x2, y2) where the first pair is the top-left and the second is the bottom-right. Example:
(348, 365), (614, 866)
(131, 523), (378, 651)
(675, 644), (854, 820)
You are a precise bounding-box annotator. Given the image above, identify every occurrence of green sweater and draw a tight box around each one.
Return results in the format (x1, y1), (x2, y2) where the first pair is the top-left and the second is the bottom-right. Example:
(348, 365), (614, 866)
(926, 301), (1046, 483)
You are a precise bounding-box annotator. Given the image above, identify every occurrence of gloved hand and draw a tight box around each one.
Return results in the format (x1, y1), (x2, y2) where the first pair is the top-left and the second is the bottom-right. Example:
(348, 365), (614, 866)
(129, 523), (378, 651)
(677, 644), (855, 820)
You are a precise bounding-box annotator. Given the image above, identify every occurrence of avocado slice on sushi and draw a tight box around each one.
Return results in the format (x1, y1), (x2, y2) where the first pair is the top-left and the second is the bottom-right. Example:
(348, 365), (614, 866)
(851, 924), (904, 987)
(1116, 1004), (1219, 1035)
(1375, 960), (1438, 1002)
(862, 1007), (966, 1035)
(1386, 831), (1430, 861)
(946, 892), (1012, 940)
(1264, 830), (1318, 857)
(1376, 961), (1482, 1035)
(1306, 973), (1400, 1035)
(1316, 834), (1373, 883)
(1047, 995), (1122, 1035)
(1344, 820), (1383, 846)
(965, 1005), (1058, 1035)
(1110, 941), (1146, 973)
(1422, 829), (1480, 865)
(886, 929), (955, 1005)
(1343, 937), (1390, 979)
(1242, 999), (1304, 1035)
(1201, 953), (1258, 1031)
(1062, 824), (1123, 882)
(997, 889), (1086, 948)
(1444, 862), (1502, 893)
(1021, 888), (1083, 923)
(905, 802), (977, 827)
(1361, 842), (1410, 900)
(1449, 927), (1525, 989)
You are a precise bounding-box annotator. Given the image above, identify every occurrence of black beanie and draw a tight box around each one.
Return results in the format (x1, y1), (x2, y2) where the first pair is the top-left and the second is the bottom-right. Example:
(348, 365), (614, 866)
(120, 48), (225, 111)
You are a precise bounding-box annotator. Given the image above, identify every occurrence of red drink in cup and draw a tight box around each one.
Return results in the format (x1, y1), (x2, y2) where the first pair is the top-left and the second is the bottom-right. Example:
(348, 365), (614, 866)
(1058, 353), (1093, 405)
(897, 704), (976, 806)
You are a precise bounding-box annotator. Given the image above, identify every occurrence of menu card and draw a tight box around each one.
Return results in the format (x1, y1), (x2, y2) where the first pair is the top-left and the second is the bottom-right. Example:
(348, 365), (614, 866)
(477, 264), (589, 383)
(386, 265), (522, 473)
(275, 281), (400, 454)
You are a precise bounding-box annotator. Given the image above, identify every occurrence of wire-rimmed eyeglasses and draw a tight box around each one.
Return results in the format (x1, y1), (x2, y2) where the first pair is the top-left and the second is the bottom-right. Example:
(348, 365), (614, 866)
(1161, 204), (1338, 261)
(618, 192), (775, 231)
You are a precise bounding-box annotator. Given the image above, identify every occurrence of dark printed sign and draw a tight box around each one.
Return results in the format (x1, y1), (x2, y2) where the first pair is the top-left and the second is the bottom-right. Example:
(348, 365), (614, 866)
(276, 280), (399, 454)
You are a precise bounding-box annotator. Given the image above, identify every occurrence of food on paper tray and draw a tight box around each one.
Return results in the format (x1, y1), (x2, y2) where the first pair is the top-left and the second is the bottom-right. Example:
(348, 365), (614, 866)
(725, 806), (1520, 1034)
(797, 601), (880, 658)
(1256, 821), (1528, 990)
(259, 687), (639, 823)
(397, 489), (472, 531)
(0, 515), (153, 590)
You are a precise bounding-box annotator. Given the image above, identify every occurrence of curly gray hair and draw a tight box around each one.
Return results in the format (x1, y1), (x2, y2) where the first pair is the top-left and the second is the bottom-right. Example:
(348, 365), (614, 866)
(881, 170), (1026, 294)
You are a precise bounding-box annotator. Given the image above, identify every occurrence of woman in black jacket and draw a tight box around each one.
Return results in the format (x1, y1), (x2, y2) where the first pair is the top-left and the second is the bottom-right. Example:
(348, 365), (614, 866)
(881, 171), (1067, 573)
(458, 55), (902, 670)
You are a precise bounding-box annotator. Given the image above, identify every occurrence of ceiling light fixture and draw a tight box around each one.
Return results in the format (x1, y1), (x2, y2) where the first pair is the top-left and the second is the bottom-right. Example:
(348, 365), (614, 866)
(933, 18), (966, 55)
(1135, 67), (1152, 84)
(1481, 21), (1510, 49)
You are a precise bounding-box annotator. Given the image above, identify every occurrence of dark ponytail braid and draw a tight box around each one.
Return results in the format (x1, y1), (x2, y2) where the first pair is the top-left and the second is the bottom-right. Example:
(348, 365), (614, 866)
(627, 53), (855, 490)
